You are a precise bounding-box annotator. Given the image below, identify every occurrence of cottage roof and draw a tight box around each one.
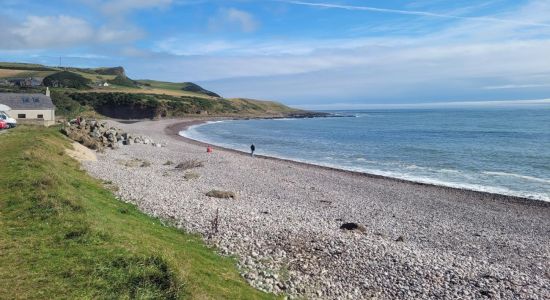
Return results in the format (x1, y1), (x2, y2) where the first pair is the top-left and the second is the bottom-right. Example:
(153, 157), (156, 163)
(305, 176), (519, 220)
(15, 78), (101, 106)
(0, 93), (55, 110)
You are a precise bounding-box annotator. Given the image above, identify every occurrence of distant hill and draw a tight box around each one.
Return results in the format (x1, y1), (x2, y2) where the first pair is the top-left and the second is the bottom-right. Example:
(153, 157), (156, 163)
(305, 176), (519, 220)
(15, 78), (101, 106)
(63, 66), (125, 76)
(180, 82), (220, 97)
(137, 80), (220, 98)
(0, 61), (314, 119)
(62, 92), (311, 119)
(107, 75), (139, 87)
(43, 71), (91, 89)
(0, 62), (57, 71)
(92, 67), (126, 76)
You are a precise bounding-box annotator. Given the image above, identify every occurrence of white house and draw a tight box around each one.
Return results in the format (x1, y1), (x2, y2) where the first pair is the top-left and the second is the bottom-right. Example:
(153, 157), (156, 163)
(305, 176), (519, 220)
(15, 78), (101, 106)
(0, 88), (56, 126)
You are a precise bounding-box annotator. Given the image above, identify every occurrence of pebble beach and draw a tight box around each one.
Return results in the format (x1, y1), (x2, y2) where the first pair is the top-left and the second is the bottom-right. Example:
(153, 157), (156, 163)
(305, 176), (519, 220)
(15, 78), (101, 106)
(83, 118), (550, 299)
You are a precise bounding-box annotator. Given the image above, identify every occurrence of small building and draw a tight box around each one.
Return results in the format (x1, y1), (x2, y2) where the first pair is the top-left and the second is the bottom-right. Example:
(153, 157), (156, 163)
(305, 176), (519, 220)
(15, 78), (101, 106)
(0, 79), (14, 87)
(0, 89), (56, 126)
(8, 77), (43, 87)
(96, 82), (110, 87)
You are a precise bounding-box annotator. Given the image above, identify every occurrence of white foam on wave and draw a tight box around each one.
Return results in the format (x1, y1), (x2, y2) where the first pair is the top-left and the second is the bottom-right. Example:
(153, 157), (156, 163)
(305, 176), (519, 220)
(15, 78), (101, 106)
(180, 125), (550, 203)
(405, 164), (426, 170)
(248, 149), (550, 202)
(180, 124), (217, 145)
(483, 171), (550, 184)
(440, 168), (461, 174)
(341, 166), (550, 202)
(180, 120), (229, 141)
(272, 118), (299, 121)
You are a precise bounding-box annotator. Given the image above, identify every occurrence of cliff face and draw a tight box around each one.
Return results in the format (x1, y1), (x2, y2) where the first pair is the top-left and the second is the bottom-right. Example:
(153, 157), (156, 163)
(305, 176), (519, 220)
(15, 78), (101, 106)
(95, 103), (157, 119)
(94, 66), (126, 76)
(59, 92), (316, 120)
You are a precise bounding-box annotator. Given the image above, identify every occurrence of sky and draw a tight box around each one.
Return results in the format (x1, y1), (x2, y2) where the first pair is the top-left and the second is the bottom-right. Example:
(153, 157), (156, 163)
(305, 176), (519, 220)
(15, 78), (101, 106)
(1, 0), (550, 108)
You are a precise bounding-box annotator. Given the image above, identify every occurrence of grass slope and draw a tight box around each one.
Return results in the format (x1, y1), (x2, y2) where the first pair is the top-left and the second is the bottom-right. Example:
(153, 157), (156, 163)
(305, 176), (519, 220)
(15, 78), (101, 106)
(138, 80), (220, 98)
(0, 62), (305, 118)
(227, 98), (298, 114)
(108, 75), (139, 88)
(0, 62), (57, 71)
(0, 126), (276, 300)
(43, 71), (92, 89)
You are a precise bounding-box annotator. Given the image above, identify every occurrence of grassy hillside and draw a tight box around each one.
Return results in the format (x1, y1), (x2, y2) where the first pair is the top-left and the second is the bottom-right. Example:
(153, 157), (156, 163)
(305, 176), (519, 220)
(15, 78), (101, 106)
(108, 74), (139, 87)
(0, 126), (277, 299)
(0, 64), (217, 98)
(43, 71), (92, 89)
(0, 62), (57, 71)
(0, 62), (310, 119)
(138, 80), (220, 97)
(59, 92), (303, 119)
(227, 98), (298, 114)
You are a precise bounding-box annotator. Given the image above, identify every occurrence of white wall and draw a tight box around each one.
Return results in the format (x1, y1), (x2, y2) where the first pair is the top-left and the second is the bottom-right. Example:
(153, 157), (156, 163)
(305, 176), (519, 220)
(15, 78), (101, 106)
(9, 109), (55, 121)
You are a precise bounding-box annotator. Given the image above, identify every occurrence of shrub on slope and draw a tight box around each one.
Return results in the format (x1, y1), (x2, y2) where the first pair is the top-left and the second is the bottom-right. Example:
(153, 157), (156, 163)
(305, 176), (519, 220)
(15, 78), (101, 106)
(43, 71), (91, 89)
(181, 82), (220, 98)
(108, 75), (138, 87)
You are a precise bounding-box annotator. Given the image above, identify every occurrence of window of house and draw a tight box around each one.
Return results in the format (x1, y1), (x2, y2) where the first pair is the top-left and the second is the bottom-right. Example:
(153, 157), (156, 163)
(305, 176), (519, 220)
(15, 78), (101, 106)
(37, 114), (44, 119)
(18, 114), (26, 119)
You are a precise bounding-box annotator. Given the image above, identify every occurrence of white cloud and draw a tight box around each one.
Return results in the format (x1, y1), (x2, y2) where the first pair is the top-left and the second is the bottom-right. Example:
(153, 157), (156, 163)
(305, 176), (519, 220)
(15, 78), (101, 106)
(209, 8), (259, 33)
(283, 0), (550, 27)
(483, 84), (550, 90)
(96, 26), (144, 43)
(143, 0), (550, 103)
(0, 15), (141, 50)
(5, 15), (94, 49)
(78, 0), (173, 14)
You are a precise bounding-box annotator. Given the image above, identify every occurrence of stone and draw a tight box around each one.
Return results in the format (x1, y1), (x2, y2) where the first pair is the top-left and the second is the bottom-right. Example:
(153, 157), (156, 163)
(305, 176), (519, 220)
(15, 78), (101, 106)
(340, 223), (367, 233)
(61, 119), (148, 151)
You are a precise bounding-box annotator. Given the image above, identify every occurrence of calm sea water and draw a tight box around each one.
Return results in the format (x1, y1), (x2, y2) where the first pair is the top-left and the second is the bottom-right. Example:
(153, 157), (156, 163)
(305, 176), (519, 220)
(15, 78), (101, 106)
(182, 108), (550, 201)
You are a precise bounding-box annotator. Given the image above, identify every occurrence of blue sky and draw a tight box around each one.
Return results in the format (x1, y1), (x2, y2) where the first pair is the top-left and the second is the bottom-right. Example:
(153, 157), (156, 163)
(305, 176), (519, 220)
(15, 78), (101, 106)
(1, 0), (550, 108)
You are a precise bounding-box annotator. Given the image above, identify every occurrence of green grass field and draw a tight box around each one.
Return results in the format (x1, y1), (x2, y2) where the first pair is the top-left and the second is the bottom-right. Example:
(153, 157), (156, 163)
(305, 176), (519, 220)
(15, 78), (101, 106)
(71, 71), (117, 81)
(0, 126), (277, 299)
(0, 69), (57, 79)
(137, 80), (188, 91)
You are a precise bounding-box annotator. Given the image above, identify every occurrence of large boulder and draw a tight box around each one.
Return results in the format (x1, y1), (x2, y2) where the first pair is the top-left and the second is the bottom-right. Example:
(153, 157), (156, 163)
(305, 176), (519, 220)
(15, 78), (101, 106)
(62, 119), (158, 150)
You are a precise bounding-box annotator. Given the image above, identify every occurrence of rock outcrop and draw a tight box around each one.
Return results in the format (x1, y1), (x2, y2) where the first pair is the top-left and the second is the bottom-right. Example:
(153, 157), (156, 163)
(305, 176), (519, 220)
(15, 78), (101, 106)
(61, 120), (161, 151)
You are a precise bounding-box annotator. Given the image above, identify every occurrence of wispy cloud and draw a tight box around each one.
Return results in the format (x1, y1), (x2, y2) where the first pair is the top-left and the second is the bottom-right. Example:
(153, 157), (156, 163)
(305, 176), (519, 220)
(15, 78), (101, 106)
(483, 84), (550, 90)
(209, 8), (259, 33)
(78, 0), (174, 15)
(283, 0), (550, 27)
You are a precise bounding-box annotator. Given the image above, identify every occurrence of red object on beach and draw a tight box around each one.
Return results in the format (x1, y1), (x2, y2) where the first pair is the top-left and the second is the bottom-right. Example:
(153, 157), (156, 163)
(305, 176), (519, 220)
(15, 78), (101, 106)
(207, 146), (213, 153)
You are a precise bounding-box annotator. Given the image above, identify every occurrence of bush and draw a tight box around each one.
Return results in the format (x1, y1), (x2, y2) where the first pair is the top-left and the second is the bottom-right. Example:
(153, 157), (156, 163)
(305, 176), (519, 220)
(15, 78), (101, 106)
(43, 71), (91, 89)
(184, 172), (200, 180)
(50, 91), (83, 117)
(175, 160), (204, 170)
(108, 75), (138, 87)
(181, 82), (220, 98)
(206, 190), (236, 199)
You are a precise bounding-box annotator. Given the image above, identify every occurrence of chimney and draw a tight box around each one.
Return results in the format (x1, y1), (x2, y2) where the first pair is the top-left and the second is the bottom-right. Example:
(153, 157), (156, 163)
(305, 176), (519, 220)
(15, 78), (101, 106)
(45, 87), (50, 97)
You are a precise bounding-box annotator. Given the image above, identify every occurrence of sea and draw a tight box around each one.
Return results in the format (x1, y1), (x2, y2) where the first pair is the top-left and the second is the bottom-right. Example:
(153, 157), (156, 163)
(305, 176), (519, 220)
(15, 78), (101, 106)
(181, 107), (550, 202)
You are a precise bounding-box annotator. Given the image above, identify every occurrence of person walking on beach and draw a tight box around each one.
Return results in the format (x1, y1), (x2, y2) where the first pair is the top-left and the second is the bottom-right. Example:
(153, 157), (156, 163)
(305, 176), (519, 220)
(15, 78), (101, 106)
(250, 144), (255, 157)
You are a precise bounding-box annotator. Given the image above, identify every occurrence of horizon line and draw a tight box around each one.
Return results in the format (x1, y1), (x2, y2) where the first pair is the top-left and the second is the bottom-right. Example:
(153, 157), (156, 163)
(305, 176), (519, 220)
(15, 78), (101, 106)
(292, 99), (550, 110)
